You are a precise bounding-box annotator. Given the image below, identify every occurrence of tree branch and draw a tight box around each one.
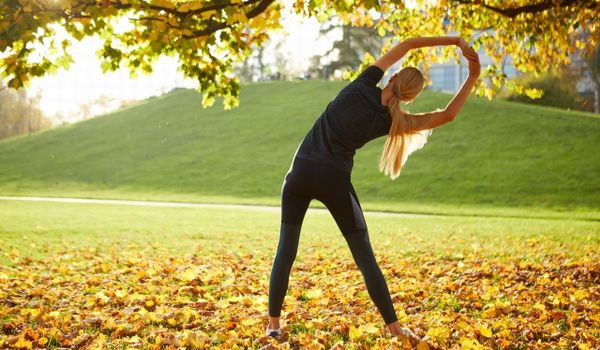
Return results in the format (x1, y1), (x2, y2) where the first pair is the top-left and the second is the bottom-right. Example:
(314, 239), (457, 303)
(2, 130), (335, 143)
(110, 0), (263, 20)
(245, 0), (275, 19)
(94, 0), (274, 40)
(129, 16), (182, 31)
(184, 0), (262, 17)
(184, 0), (275, 39)
(453, 0), (580, 18)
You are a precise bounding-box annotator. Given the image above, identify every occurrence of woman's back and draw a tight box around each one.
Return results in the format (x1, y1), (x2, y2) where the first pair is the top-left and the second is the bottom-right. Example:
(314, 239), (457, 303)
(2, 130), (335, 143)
(296, 65), (391, 173)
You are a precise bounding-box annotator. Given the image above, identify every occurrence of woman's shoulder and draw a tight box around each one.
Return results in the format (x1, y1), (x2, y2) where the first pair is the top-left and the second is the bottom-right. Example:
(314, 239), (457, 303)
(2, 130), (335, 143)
(353, 80), (387, 113)
(355, 65), (385, 84)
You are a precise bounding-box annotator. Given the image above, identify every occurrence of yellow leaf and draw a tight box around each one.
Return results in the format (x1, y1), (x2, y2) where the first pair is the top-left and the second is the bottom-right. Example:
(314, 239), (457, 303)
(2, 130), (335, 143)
(227, 11), (247, 25)
(14, 337), (33, 349)
(306, 288), (323, 299)
(478, 324), (492, 338)
(180, 268), (196, 282)
(397, 309), (410, 323)
(426, 326), (450, 343)
(37, 337), (48, 347)
(363, 323), (379, 335)
(241, 318), (259, 326)
(96, 291), (109, 303)
(201, 10), (218, 19)
(571, 289), (589, 301)
(417, 341), (431, 350)
(216, 299), (229, 308)
(127, 335), (141, 343)
(184, 331), (207, 348)
(481, 307), (496, 318)
(59, 0), (72, 10)
(151, 0), (174, 8)
(459, 337), (483, 350)
(348, 325), (362, 341)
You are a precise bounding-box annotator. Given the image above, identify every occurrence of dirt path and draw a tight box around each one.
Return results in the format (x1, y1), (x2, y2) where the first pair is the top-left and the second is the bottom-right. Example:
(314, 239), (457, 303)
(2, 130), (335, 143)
(0, 195), (433, 218)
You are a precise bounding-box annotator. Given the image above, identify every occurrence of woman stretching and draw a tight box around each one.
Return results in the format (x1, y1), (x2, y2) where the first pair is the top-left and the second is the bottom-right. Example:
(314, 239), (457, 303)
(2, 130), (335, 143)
(266, 36), (481, 344)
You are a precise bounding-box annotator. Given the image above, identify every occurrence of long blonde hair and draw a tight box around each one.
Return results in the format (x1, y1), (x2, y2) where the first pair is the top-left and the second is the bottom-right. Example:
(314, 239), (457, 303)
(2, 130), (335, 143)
(379, 66), (431, 180)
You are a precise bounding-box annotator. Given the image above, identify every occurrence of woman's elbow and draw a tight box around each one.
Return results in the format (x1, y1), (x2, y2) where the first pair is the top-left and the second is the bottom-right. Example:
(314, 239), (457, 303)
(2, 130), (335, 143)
(440, 110), (457, 123)
(402, 38), (417, 50)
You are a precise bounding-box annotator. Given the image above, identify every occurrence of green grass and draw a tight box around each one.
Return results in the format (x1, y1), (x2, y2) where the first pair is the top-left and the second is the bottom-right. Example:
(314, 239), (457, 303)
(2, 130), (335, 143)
(0, 82), (599, 219)
(1, 200), (598, 266)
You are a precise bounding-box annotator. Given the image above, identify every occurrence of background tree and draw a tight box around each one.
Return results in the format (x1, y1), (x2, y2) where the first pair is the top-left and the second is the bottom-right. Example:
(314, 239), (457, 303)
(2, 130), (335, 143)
(1, 0), (280, 109)
(0, 84), (52, 140)
(315, 23), (386, 79)
(583, 44), (600, 113)
(234, 44), (266, 82)
(1, 0), (598, 109)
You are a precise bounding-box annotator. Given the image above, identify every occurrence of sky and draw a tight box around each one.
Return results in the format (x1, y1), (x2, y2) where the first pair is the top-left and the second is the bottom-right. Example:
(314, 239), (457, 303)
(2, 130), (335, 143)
(26, 2), (341, 125)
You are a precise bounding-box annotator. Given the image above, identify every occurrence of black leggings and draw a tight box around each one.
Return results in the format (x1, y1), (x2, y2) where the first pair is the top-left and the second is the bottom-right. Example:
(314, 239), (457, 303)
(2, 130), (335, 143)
(268, 156), (398, 325)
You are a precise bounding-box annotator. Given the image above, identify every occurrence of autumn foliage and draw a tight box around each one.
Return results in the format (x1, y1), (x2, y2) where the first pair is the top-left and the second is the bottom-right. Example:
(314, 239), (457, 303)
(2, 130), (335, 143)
(1, 0), (598, 108)
(1, 246), (598, 349)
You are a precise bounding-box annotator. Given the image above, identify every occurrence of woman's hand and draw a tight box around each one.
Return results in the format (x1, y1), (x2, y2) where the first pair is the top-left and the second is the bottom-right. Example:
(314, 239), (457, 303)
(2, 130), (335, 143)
(462, 46), (481, 79)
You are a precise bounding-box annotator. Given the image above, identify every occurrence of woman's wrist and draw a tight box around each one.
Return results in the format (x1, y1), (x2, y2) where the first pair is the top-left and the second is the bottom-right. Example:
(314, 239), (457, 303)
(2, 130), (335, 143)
(443, 36), (460, 45)
(439, 36), (459, 46)
(406, 36), (461, 50)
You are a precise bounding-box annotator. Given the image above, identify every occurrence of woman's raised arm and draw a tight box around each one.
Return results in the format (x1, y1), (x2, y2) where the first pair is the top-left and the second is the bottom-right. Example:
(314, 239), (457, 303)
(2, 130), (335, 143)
(373, 36), (461, 72)
(404, 46), (481, 132)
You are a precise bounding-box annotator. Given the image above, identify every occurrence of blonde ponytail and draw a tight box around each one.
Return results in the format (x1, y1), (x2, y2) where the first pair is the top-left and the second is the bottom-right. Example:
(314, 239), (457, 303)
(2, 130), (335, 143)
(378, 67), (431, 180)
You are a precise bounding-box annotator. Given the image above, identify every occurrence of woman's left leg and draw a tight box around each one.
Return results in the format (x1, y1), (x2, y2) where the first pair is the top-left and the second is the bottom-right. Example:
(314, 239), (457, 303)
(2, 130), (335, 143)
(267, 158), (313, 331)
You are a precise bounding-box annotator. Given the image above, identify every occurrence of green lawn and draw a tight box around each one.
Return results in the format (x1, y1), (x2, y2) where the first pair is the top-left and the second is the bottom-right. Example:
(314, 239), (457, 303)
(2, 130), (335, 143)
(0, 82), (599, 219)
(1, 200), (598, 266)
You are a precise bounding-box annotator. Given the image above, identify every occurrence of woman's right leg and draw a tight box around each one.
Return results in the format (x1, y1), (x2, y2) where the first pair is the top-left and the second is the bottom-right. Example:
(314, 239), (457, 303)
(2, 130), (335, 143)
(268, 161), (312, 328)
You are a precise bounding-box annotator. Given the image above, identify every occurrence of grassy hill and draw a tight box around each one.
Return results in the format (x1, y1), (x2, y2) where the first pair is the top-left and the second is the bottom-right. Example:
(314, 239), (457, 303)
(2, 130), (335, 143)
(0, 81), (599, 218)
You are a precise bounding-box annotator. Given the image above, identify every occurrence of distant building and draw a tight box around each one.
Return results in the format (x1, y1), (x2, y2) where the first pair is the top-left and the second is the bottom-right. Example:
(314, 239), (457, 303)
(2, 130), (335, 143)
(571, 54), (599, 113)
(423, 43), (598, 113)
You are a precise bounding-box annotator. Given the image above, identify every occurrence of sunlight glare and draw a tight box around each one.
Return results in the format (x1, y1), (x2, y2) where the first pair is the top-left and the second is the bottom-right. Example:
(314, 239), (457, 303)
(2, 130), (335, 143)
(27, 1), (338, 124)
(29, 23), (195, 124)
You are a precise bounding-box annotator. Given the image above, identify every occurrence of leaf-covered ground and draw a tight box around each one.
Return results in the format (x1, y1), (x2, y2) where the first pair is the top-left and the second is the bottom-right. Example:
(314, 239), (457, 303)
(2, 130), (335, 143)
(1, 246), (598, 349)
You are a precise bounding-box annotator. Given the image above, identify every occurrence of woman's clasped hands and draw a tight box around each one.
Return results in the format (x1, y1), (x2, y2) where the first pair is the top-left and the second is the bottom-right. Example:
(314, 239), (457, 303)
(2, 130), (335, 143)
(457, 37), (481, 78)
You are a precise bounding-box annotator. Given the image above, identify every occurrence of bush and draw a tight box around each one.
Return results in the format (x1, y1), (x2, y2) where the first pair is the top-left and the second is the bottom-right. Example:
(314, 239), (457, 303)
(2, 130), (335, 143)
(503, 70), (584, 110)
